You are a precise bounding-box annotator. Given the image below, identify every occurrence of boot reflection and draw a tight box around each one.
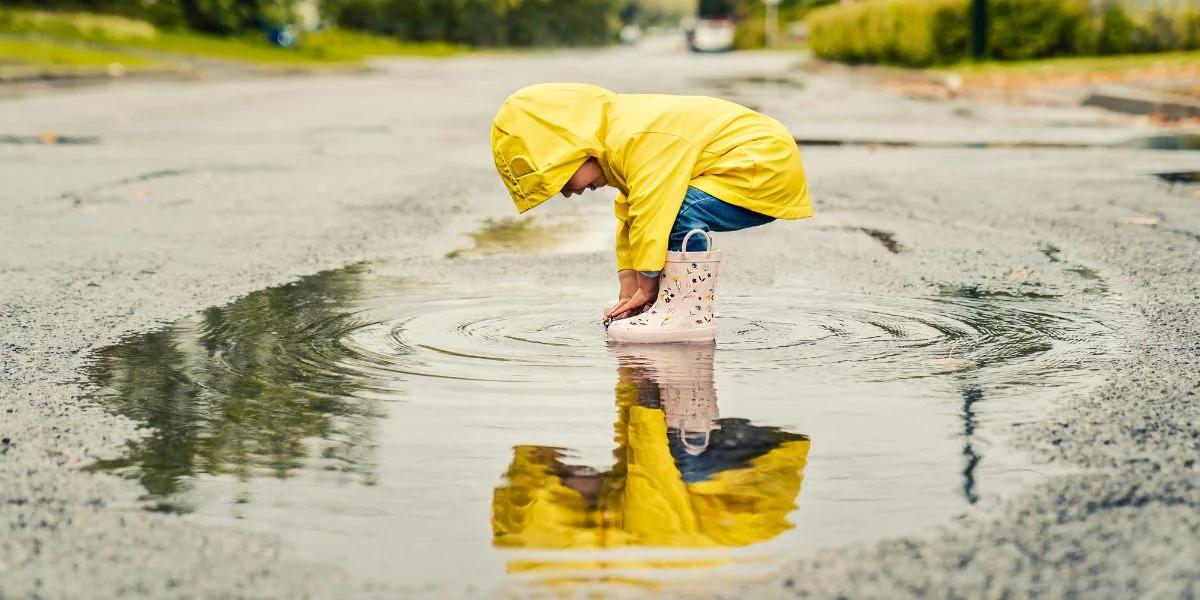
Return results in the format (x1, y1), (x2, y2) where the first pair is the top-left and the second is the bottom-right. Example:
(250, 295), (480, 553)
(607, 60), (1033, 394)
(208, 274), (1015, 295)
(492, 343), (811, 557)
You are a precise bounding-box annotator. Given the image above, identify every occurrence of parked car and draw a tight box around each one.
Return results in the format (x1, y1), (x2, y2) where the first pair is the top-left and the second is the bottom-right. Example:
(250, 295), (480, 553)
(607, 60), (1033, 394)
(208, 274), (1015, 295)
(688, 18), (735, 53)
(619, 24), (642, 45)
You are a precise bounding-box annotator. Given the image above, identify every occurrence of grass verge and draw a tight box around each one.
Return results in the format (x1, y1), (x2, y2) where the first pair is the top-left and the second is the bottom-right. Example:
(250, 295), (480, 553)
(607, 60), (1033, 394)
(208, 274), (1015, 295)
(0, 9), (458, 79)
(0, 37), (157, 68)
(934, 50), (1200, 98)
(943, 50), (1200, 78)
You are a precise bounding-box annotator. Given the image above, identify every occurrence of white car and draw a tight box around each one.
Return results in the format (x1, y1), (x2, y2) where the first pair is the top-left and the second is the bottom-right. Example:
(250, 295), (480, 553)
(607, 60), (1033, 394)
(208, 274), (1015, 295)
(689, 18), (735, 53)
(619, 24), (642, 45)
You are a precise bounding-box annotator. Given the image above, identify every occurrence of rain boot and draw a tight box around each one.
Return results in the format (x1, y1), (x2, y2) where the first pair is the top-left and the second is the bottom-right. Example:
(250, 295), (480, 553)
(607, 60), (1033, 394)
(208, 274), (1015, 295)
(608, 229), (720, 344)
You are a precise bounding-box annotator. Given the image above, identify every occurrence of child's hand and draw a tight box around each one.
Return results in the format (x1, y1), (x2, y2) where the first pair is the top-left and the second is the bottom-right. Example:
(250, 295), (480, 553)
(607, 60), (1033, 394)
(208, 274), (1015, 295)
(617, 269), (639, 301)
(606, 270), (640, 323)
(606, 273), (658, 322)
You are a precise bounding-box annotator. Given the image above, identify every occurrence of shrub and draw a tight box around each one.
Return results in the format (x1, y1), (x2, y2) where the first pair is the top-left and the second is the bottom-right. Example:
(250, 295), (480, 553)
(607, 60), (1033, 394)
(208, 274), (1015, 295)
(733, 14), (765, 50)
(1094, 3), (1138, 55)
(321, 0), (617, 47)
(1181, 7), (1200, 51)
(1136, 8), (1182, 54)
(986, 0), (1086, 60)
(732, 0), (836, 49)
(176, 0), (294, 35)
(806, 0), (965, 67)
(0, 8), (159, 42)
(0, 0), (294, 34)
(806, 0), (1200, 66)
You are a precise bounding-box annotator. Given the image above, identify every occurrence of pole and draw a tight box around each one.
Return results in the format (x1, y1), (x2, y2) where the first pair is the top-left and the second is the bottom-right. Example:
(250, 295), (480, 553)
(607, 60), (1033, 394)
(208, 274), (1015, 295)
(764, 0), (779, 49)
(970, 0), (988, 60)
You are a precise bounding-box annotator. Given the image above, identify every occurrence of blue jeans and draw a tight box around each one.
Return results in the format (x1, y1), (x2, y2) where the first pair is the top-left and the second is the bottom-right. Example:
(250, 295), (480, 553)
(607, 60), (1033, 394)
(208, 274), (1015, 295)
(640, 187), (775, 277)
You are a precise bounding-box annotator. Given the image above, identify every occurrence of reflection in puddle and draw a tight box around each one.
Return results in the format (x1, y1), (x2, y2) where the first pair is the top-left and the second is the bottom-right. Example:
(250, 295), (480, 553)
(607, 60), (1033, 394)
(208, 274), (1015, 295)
(493, 344), (809, 587)
(85, 267), (379, 511)
(446, 216), (579, 259)
(960, 385), (983, 505)
(84, 262), (1124, 591)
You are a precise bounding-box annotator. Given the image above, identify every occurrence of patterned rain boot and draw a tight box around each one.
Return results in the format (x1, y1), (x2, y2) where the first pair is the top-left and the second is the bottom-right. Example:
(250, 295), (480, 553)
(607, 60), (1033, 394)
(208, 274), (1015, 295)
(608, 230), (721, 344)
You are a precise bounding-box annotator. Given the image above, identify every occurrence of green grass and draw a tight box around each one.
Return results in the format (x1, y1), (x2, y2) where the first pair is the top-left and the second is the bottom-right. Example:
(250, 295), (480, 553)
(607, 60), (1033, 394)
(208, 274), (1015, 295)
(300, 28), (458, 60)
(122, 29), (458, 65)
(146, 31), (351, 65)
(940, 49), (1200, 76)
(0, 37), (159, 71)
(0, 8), (458, 74)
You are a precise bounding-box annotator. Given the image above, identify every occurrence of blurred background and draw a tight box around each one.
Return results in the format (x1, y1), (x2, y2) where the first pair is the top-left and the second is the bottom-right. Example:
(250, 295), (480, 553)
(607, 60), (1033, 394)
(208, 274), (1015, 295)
(2, 0), (1200, 86)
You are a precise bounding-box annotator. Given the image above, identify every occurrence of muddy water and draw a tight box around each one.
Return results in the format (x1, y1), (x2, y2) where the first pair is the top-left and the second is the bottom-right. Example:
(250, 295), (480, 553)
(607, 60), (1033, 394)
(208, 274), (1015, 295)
(86, 261), (1122, 593)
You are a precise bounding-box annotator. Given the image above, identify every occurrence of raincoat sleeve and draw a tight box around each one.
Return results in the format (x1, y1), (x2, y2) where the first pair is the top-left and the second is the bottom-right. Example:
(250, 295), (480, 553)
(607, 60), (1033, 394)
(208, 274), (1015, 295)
(614, 193), (633, 271)
(619, 133), (700, 273)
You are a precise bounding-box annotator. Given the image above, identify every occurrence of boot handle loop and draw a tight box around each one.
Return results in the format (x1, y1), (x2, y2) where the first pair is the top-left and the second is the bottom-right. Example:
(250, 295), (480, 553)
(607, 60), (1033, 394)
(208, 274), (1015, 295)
(680, 229), (713, 260)
(679, 427), (712, 456)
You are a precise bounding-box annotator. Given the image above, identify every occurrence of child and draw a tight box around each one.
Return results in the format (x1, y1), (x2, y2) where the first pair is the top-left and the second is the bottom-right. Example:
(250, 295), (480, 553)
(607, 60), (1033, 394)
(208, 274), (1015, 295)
(491, 83), (811, 343)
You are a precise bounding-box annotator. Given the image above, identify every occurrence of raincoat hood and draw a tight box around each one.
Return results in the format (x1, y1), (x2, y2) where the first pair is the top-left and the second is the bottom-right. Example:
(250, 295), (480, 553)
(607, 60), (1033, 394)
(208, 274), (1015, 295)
(491, 83), (614, 213)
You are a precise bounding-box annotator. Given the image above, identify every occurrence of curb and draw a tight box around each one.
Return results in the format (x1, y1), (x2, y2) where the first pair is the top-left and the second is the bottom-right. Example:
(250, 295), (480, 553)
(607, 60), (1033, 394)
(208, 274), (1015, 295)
(1082, 85), (1200, 120)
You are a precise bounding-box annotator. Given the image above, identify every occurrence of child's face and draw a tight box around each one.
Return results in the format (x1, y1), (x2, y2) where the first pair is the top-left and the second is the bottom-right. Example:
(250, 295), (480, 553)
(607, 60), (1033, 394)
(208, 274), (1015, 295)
(561, 158), (608, 198)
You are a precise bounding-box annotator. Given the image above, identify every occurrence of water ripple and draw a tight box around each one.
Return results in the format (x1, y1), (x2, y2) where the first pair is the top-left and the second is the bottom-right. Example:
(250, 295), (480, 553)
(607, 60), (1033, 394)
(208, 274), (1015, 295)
(279, 290), (1117, 389)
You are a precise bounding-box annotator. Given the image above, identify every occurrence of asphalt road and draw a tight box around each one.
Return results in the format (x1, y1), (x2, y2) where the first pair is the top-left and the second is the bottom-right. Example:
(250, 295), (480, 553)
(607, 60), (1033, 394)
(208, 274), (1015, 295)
(2, 40), (1198, 598)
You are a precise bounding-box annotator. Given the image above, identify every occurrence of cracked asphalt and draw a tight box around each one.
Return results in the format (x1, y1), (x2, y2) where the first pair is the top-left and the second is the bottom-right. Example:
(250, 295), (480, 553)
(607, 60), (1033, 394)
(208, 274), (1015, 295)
(2, 40), (1198, 598)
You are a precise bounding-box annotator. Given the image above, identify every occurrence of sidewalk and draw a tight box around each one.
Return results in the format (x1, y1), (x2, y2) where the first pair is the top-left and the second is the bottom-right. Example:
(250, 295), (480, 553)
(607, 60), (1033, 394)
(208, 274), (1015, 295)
(824, 51), (1200, 124)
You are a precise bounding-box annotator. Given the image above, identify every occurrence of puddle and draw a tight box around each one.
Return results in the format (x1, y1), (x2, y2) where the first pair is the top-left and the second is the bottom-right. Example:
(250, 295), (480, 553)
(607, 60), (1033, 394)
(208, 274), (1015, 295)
(446, 216), (574, 258)
(692, 74), (802, 115)
(1125, 133), (1200, 151)
(793, 134), (1200, 151)
(1067, 266), (1108, 295)
(0, 133), (100, 145)
(85, 262), (1124, 592)
(1153, 171), (1200, 184)
(705, 75), (805, 89)
(794, 137), (1098, 150)
(1039, 243), (1062, 263)
(692, 74), (805, 92)
(858, 227), (903, 253)
(1165, 227), (1200, 243)
(309, 124), (391, 135)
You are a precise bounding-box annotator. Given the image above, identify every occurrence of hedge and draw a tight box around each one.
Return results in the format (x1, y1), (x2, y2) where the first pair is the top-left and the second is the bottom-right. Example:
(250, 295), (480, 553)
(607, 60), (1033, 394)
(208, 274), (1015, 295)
(805, 0), (966, 66)
(0, 0), (623, 44)
(320, 0), (619, 47)
(805, 0), (1200, 67)
(0, 0), (297, 34)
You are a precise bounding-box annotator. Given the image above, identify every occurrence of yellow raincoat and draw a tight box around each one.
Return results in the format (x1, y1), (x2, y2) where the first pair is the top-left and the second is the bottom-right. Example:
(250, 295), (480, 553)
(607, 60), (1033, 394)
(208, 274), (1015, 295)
(491, 83), (811, 272)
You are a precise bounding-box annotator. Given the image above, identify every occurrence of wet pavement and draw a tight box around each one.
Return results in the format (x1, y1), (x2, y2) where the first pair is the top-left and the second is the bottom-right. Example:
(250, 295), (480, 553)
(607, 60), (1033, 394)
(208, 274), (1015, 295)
(2, 40), (1200, 598)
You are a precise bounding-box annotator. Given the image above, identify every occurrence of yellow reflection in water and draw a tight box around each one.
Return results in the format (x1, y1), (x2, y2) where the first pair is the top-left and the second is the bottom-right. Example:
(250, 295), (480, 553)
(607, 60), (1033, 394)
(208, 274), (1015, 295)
(492, 343), (810, 586)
